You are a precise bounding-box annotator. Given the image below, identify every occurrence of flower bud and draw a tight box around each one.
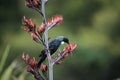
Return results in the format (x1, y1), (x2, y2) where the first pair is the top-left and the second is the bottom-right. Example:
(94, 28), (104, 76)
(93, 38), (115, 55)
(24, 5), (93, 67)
(40, 64), (48, 74)
(27, 66), (35, 74)
(38, 23), (45, 34)
(32, 0), (40, 8)
(22, 16), (36, 32)
(22, 53), (25, 61)
(25, 0), (40, 8)
(29, 58), (37, 67)
(25, 54), (30, 63)
(31, 32), (39, 42)
(52, 15), (63, 26)
(47, 15), (63, 29)
(62, 43), (77, 58)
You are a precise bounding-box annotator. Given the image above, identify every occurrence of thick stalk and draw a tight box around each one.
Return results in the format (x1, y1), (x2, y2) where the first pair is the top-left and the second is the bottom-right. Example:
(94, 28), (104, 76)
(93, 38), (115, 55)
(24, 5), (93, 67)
(41, 0), (53, 80)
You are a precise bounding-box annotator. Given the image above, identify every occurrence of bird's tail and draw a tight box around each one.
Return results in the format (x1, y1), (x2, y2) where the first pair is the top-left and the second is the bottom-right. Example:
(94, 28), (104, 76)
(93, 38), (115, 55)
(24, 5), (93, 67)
(37, 51), (47, 68)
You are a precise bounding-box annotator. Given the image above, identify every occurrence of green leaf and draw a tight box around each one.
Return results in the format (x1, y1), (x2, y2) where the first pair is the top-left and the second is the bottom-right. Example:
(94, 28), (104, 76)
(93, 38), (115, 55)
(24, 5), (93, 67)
(0, 61), (18, 80)
(18, 72), (26, 80)
(0, 45), (10, 74)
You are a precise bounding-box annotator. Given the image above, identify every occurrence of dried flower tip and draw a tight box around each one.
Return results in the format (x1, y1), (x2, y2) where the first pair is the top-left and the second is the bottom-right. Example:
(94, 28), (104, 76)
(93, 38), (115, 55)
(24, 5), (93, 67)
(53, 15), (63, 25)
(22, 52), (25, 61)
(62, 43), (77, 58)
(22, 16), (35, 28)
(47, 15), (63, 28)
(62, 52), (69, 58)
(21, 27), (29, 33)
(25, 0), (40, 8)
(25, 1), (32, 8)
(27, 19), (34, 28)
(27, 66), (35, 74)
(38, 23), (45, 34)
(32, 0), (40, 8)
(69, 43), (77, 52)
(64, 43), (77, 53)
(22, 16), (27, 24)
(40, 64), (48, 74)
(29, 58), (37, 67)
(22, 16), (36, 33)
(25, 54), (30, 63)
(56, 61), (64, 65)
(22, 53), (31, 64)
(63, 45), (71, 53)
(31, 32), (39, 42)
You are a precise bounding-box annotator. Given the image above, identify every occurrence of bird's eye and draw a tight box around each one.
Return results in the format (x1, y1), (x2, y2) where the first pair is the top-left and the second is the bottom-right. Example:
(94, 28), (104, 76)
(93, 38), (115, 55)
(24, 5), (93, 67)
(61, 41), (65, 44)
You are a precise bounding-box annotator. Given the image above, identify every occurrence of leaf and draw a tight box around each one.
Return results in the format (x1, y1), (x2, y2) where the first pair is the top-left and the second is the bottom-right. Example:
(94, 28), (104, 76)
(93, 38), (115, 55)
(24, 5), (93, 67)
(0, 61), (18, 80)
(18, 72), (27, 80)
(0, 45), (10, 74)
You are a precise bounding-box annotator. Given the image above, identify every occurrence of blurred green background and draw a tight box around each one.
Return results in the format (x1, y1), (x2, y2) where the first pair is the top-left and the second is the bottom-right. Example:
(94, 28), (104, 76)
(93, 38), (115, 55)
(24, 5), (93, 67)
(0, 0), (120, 80)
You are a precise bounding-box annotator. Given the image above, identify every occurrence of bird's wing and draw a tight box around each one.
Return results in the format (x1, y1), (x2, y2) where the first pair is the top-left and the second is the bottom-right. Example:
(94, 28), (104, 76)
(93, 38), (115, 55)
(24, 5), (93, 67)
(49, 44), (55, 49)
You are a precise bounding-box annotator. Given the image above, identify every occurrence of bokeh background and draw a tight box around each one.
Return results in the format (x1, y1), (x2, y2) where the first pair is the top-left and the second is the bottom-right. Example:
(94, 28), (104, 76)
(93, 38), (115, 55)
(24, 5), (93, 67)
(0, 0), (120, 80)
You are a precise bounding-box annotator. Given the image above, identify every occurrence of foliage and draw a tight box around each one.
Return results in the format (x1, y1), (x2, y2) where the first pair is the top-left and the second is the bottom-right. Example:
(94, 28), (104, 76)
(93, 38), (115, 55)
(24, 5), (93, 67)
(0, 46), (27, 80)
(0, 45), (10, 73)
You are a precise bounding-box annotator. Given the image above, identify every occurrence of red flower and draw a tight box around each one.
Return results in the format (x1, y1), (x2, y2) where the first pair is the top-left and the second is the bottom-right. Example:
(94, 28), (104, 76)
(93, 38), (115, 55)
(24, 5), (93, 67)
(29, 58), (37, 67)
(32, 0), (40, 8)
(22, 16), (36, 33)
(38, 23), (45, 34)
(22, 52), (26, 61)
(22, 16), (34, 27)
(31, 32), (39, 42)
(25, 54), (30, 63)
(22, 53), (37, 67)
(40, 64), (48, 74)
(52, 15), (63, 25)
(64, 43), (77, 52)
(62, 43), (77, 58)
(22, 53), (30, 64)
(27, 66), (35, 74)
(25, 0), (40, 8)
(47, 15), (63, 29)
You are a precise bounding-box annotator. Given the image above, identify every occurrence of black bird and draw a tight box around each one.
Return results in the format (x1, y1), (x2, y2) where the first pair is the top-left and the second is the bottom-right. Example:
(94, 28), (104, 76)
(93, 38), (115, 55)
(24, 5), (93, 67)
(37, 36), (69, 67)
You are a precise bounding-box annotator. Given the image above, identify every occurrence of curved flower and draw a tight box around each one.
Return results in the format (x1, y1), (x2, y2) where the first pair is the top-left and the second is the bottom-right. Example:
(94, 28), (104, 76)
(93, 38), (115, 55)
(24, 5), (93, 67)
(22, 16), (36, 33)
(27, 66), (35, 74)
(25, 0), (40, 8)
(40, 64), (48, 74)
(31, 32), (40, 42)
(22, 53), (43, 80)
(38, 23), (45, 34)
(22, 53), (30, 63)
(62, 43), (77, 58)
(47, 15), (63, 29)
(29, 58), (37, 67)
(22, 53), (37, 67)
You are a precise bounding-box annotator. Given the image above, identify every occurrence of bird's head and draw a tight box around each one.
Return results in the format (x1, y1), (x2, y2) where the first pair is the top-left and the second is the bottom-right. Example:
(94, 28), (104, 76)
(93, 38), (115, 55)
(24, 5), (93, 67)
(62, 37), (69, 44)
(56, 36), (69, 44)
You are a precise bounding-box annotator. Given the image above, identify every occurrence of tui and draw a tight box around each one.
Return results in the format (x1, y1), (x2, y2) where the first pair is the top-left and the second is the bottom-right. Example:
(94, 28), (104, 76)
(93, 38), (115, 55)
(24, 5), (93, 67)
(37, 36), (69, 67)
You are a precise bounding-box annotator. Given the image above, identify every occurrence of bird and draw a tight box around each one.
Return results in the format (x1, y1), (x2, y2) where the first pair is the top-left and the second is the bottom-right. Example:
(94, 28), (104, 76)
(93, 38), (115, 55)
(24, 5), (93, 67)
(37, 36), (69, 67)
